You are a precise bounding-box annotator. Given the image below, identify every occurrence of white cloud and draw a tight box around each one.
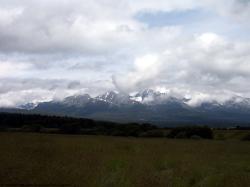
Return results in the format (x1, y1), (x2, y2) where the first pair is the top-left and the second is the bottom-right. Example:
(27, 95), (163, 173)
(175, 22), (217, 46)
(114, 32), (250, 101)
(0, 0), (249, 106)
(0, 60), (32, 77)
(0, 7), (23, 26)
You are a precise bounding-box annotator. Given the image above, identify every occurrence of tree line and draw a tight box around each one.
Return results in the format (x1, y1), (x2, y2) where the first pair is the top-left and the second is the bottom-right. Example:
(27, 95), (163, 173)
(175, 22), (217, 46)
(0, 112), (214, 139)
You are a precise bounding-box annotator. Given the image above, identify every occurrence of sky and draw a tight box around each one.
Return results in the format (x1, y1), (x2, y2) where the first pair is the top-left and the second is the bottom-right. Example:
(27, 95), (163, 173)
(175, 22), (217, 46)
(0, 0), (250, 107)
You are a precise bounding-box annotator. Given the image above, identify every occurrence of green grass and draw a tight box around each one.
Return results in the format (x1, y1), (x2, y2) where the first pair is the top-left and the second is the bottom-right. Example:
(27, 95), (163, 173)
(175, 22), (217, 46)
(0, 133), (250, 187)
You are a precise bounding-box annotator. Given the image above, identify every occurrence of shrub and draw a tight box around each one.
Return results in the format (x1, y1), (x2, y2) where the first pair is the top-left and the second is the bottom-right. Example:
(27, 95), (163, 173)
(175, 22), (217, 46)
(167, 126), (213, 139)
(139, 130), (165, 137)
(175, 132), (188, 139)
(0, 126), (7, 132)
(242, 134), (250, 141)
(59, 123), (81, 134)
(190, 135), (202, 140)
(21, 124), (41, 132)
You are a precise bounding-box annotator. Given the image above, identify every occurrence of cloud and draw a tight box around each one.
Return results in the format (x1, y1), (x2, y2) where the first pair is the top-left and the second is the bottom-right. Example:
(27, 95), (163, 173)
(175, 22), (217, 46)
(113, 33), (250, 100)
(211, 0), (250, 21)
(0, 7), (23, 26)
(2, 0), (248, 54)
(0, 0), (137, 54)
(0, 0), (249, 106)
(0, 78), (114, 107)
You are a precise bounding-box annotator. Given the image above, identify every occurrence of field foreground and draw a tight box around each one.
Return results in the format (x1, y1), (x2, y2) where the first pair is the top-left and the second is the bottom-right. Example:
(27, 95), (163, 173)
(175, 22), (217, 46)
(0, 133), (250, 187)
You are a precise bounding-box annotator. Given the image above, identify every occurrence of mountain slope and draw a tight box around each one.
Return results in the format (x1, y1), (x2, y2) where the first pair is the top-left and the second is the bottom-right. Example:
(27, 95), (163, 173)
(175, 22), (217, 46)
(2, 90), (250, 127)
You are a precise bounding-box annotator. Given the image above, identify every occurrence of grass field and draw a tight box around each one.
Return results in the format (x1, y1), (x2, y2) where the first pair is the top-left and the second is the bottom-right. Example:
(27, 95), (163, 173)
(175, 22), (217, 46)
(0, 133), (250, 187)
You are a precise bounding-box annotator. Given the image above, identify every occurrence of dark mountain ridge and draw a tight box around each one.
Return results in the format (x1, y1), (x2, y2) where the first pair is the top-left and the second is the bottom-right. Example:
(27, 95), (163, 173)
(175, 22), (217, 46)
(2, 89), (250, 127)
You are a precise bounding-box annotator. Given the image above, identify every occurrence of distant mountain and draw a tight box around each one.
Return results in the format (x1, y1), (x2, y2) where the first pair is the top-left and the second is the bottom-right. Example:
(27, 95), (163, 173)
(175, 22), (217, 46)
(62, 94), (92, 107)
(3, 89), (250, 127)
(18, 103), (38, 110)
(96, 91), (137, 105)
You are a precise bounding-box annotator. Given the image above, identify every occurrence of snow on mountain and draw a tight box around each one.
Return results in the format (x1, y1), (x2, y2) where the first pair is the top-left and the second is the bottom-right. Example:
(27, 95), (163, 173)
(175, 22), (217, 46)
(62, 94), (92, 107)
(18, 102), (38, 110)
(130, 89), (183, 105)
(95, 91), (138, 105)
(223, 96), (250, 109)
(95, 91), (119, 103)
(14, 89), (250, 126)
(131, 89), (158, 103)
(21, 89), (250, 110)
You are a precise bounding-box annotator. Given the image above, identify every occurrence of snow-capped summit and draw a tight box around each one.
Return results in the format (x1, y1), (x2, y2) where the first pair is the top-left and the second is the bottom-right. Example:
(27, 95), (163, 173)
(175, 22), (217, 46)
(19, 89), (250, 111)
(131, 89), (168, 104)
(18, 102), (38, 110)
(223, 96), (250, 110)
(62, 94), (91, 107)
(96, 91), (118, 102)
(13, 89), (250, 126)
(95, 91), (134, 105)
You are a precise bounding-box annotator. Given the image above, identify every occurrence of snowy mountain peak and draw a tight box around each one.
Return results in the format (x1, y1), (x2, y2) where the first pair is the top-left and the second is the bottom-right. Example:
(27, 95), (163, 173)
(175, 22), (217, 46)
(16, 89), (250, 126)
(95, 91), (136, 105)
(18, 102), (38, 110)
(24, 90), (250, 110)
(131, 89), (169, 104)
(96, 91), (118, 102)
(223, 96), (250, 109)
(62, 94), (91, 107)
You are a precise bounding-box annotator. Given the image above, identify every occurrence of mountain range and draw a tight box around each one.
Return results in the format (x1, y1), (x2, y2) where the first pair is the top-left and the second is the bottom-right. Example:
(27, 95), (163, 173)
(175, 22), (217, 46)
(3, 89), (250, 127)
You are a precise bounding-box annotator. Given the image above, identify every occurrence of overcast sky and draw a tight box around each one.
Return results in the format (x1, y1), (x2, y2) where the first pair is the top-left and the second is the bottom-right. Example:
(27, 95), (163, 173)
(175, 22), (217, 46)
(0, 0), (250, 107)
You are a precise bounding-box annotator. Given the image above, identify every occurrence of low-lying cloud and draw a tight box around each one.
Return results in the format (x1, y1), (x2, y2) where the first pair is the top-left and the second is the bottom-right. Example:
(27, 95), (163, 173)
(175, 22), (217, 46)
(113, 33), (250, 101)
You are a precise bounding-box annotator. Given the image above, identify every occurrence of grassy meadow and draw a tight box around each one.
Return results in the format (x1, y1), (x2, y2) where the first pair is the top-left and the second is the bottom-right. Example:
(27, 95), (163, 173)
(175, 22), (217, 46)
(0, 132), (250, 187)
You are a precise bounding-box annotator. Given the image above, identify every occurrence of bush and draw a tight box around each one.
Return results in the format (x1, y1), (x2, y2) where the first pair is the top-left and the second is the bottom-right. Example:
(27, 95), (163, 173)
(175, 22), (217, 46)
(167, 126), (213, 139)
(0, 126), (7, 132)
(59, 123), (81, 134)
(175, 132), (187, 139)
(40, 128), (60, 134)
(190, 135), (202, 140)
(242, 134), (250, 141)
(21, 124), (41, 132)
(139, 130), (165, 137)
